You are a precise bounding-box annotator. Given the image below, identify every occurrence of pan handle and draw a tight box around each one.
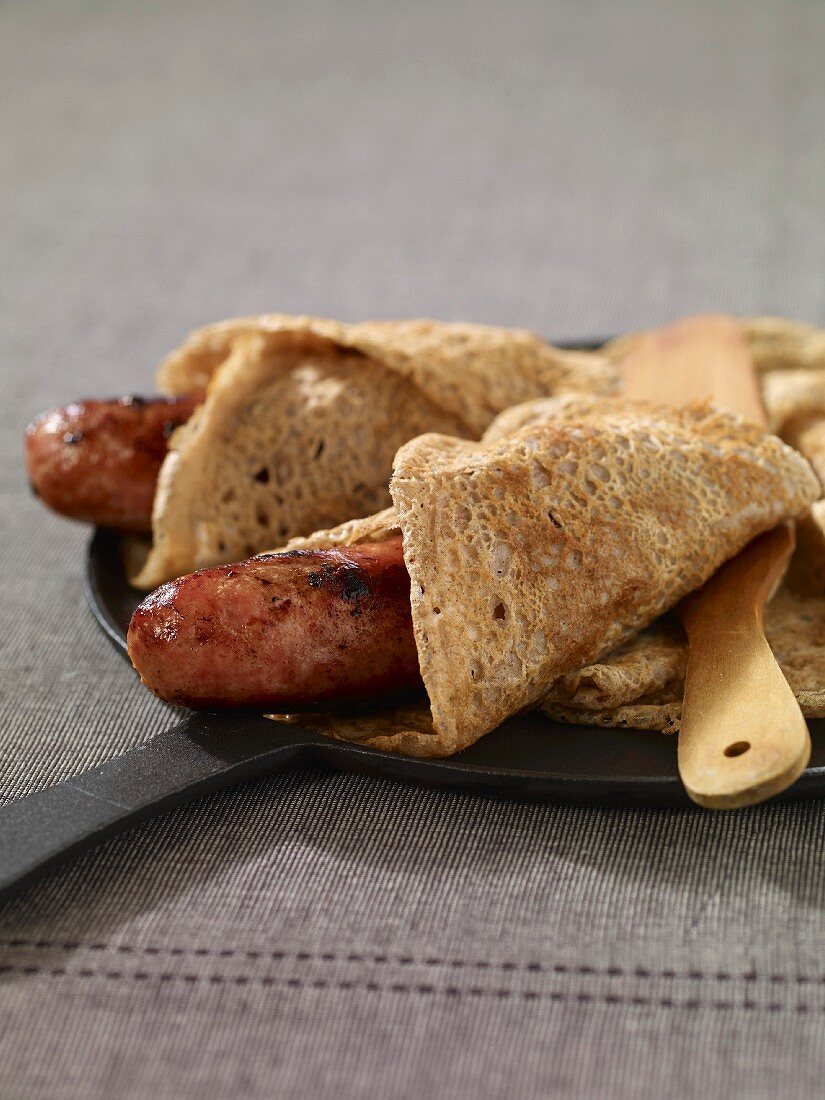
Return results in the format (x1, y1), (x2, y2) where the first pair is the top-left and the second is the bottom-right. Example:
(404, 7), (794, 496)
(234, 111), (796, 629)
(0, 712), (313, 904)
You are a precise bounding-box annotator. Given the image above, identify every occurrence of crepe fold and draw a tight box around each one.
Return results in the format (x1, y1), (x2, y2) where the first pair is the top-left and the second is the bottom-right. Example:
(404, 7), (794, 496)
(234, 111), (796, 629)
(531, 317), (825, 735)
(541, 587), (825, 733)
(133, 315), (614, 588)
(540, 493), (825, 733)
(277, 396), (818, 757)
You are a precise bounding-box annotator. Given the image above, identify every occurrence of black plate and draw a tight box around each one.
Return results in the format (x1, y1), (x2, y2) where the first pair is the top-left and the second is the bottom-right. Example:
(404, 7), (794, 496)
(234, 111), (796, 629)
(85, 529), (825, 809)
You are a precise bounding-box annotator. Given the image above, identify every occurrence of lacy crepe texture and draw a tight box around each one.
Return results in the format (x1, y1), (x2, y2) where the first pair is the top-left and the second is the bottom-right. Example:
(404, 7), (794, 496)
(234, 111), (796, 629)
(276, 373), (820, 755)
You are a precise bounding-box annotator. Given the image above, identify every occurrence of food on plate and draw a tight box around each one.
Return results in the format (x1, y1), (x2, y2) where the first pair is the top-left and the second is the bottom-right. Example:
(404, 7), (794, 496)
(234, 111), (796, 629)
(25, 395), (200, 532)
(542, 586), (825, 732)
(127, 537), (420, 709)
(540, 493), (825, 733)
(25, 312), (825, 776)
(128, 395), (818, 756)
(23, 314), (615, 585)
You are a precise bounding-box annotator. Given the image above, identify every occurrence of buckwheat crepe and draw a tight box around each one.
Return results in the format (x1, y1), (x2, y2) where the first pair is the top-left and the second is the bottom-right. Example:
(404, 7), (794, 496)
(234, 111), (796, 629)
(544, 316), (825, 736)
(275, 395), (818, 757)
(133, 315), (614, 587)
(540, 500), (825, 733)
(500, 319), (825, 734)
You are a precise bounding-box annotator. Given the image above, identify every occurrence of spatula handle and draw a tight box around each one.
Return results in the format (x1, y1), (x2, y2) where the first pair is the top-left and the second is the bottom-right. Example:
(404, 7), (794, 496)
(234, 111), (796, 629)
(677, 527), (811, 809)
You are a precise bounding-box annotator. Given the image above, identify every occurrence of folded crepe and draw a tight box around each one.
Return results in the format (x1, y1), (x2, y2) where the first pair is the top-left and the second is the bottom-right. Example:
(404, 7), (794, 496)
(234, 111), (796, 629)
(543, 317), (825, 735)
(275, 395), (818, 757)
(541, 498), (825, 733)
(133, 315), (614, 587)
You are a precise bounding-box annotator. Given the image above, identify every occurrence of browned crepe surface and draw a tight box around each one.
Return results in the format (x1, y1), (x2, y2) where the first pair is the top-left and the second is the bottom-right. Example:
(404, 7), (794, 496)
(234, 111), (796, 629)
(135, 316), (614, 587)
(277, 396), (818, 756)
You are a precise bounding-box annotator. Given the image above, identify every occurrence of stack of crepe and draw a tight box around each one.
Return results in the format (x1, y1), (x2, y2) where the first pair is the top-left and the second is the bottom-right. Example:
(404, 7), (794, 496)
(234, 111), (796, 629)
(266, 317), (825, 756)
(136, 311), (825, 759)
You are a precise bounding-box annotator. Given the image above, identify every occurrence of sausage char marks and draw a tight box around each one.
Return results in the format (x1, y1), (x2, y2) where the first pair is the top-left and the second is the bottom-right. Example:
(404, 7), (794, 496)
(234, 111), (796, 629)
(24, 394), (200, 532)
(127, 536), (422, 709)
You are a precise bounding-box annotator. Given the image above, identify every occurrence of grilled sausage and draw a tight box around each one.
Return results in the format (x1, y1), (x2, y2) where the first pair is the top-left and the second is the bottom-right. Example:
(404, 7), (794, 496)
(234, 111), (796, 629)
(127, 537), (421, 709)
(24, 394), (200, 532)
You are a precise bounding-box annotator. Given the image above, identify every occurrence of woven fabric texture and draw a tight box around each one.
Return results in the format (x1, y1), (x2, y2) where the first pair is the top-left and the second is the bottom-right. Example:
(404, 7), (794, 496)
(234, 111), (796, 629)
(2, 1), (825, 1097)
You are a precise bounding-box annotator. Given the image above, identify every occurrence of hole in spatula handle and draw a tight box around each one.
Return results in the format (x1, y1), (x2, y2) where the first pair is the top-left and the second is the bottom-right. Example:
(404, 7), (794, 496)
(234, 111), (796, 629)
(724, 741), (751, 758)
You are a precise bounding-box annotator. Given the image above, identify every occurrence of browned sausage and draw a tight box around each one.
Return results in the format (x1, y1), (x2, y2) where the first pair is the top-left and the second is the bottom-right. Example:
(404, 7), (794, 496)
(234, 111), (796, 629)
(127, 537), (421, 710)
(24, 394), (201, 532)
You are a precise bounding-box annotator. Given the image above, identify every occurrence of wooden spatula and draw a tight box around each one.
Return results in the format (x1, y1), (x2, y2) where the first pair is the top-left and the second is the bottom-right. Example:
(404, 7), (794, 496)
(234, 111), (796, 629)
(619, 314), (811, 809)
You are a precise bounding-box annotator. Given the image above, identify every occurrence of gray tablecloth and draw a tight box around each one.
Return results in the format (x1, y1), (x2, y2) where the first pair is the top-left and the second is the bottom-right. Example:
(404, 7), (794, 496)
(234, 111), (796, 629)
(3, 1), (825, 1096)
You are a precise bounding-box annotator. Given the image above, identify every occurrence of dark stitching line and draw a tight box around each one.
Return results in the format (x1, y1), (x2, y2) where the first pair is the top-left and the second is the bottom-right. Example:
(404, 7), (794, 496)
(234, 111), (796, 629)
(0, 940), (819, 985)
(0, 965), (819, 1011)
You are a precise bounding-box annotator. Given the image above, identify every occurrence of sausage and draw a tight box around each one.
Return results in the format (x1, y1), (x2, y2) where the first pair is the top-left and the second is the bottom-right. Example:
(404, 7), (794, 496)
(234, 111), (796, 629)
(24, 394), (200, 532)
(127, 537), (421, 710)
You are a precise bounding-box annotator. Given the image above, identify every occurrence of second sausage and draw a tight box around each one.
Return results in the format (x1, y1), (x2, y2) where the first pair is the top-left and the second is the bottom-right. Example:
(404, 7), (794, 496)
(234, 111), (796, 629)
(127, 537), (421, 710)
